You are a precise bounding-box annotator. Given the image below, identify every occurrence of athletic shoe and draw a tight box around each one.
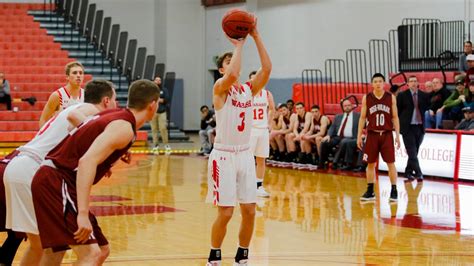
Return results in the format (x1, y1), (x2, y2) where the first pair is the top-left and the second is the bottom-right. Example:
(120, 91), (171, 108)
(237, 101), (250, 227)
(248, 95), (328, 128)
(257, 186), (270, 197)
(360, 190), (375, 201)
(164, 144), (171, 153)
(233, 260), (248, 266)
(206, 261), (221, 266)
(390, 187), (398, 202)
(152, 145), (160, 155)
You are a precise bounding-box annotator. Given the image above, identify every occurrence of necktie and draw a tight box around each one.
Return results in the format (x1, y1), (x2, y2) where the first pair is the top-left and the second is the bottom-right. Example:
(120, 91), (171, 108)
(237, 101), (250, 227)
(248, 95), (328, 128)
(339, 114), (349, 137)
(413, 92), (422, 124)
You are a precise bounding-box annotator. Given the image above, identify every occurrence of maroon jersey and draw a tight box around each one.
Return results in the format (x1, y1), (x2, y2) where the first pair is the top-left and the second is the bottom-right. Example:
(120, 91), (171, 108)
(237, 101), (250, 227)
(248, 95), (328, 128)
(312, 115), (330, 133)
(366, 91), (393, 131)
(283, 115), (290, 128)
(45, 108), (136, 185)
(297, 112), (306, 133)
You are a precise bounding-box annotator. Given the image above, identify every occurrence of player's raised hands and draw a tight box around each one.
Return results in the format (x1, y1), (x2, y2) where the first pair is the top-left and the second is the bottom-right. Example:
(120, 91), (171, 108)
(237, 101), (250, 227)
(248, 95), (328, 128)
(226, 33), (246, 46)
(249, 16), (259, 38)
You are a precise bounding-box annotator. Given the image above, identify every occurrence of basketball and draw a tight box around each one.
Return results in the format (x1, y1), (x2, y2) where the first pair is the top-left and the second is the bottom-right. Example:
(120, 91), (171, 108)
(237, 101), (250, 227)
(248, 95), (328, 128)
(221, 9), (255, 39)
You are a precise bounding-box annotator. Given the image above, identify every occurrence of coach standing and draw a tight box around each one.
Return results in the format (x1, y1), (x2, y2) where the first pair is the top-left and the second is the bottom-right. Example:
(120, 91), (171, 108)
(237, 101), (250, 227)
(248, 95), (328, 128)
(397, 76), (430, 180)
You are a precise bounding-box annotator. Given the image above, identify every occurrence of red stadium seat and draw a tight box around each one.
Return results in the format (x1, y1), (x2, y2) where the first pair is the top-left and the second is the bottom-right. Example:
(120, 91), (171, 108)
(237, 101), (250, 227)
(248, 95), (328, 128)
(2, 66), (66, 75)
(0, 111), (42, 121)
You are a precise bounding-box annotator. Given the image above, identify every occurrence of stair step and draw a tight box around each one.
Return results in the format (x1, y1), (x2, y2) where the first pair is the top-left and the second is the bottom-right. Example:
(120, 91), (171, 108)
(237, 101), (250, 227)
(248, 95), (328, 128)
(28, 10), (57, 16)
(92, 74), (128, 82)
(39, 22), (72, 29)
(34, 16), (65, 23)
(61, 43), (95, 50)
(67, 50), (103, 58)
(54, 36), (88, 43)
(46, 29), (80, 36)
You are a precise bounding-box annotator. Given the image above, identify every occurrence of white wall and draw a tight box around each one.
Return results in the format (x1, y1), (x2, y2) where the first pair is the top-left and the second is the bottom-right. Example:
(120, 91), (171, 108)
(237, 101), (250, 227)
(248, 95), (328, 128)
(88, 0), (155, 53)
(155, 0), (205, 130)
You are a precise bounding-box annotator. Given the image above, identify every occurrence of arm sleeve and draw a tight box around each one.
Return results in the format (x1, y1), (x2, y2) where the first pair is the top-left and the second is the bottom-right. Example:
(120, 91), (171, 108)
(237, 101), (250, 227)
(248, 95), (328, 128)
(443, 91), (461, 108)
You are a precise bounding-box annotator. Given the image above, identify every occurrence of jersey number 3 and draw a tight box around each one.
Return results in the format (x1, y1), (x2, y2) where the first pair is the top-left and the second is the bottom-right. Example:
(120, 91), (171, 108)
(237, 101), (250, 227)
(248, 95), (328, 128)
(237, 112), (245, 132)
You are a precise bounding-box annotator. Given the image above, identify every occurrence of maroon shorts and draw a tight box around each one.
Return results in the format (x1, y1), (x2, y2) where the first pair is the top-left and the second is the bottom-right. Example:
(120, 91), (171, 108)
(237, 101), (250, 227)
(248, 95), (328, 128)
(363, 131), (395, 164)
(32, 165), (108, 251)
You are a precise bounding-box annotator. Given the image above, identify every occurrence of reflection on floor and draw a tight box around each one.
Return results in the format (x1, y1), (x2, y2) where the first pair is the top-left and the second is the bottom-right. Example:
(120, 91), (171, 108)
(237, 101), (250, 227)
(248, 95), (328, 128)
(2, 154), (474, 265)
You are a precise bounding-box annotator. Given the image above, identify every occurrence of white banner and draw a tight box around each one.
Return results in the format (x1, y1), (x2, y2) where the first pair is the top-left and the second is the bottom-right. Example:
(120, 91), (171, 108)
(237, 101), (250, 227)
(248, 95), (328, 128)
(459, 135), (474, 181)
(378, 132), (457, 178)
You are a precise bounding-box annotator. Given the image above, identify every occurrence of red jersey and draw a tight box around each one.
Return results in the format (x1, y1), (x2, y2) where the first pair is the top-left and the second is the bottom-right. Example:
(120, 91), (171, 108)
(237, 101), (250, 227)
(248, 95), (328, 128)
(45, 108), (136, 185)
(366, 91), (393, 131)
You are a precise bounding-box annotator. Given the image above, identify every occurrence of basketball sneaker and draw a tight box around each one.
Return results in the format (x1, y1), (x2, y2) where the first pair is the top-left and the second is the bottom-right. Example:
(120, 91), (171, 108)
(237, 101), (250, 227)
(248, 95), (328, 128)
(360, 190), (375, 201)
(164, 144), (171, 153)
(206, 261), (221, 266)
(152, 145), (160, 155)
(389, 187), (398, 202)
(257, 186), (270, 197)
(233, 260), (248, 266)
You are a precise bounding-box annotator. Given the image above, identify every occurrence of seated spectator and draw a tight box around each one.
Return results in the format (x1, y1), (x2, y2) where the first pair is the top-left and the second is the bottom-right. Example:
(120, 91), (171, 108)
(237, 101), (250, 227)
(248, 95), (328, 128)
(424, 78), (451, 129)
(456, 41), (473, 81)
(286, 99), (295, 113)
(455, 105), (474, 131)
(300, 105), (331, 165)
(424, 81), (434, 93)
(285, 102), (312, 163)
(318, 99), (360, 169)
(199, 105), (216, 155)
(462, 80), (474, 108)
(442, 78), (470, 123)
(269, 103), (291, 161)
(464, 54), (474, 88)
(0, 72), (12, 110)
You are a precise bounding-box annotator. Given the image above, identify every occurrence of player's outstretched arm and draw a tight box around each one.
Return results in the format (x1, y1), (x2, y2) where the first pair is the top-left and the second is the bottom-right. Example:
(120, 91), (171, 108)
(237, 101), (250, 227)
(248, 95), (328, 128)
(214, 37), (246, 98)
(249, 21), (272, 96)
(67, 104), (100, 128)
(74, 120), (134, 243)
(357, 95), (367, 150)
(39, 92), (60, 127)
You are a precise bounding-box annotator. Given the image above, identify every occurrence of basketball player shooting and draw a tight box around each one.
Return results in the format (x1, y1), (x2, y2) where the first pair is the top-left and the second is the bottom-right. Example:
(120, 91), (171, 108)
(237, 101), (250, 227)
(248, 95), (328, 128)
(206, 12), (272, 266)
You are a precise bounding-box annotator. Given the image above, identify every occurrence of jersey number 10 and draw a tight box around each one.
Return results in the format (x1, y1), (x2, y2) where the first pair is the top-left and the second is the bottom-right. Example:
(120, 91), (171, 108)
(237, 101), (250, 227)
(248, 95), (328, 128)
(375, 113), (385, 127)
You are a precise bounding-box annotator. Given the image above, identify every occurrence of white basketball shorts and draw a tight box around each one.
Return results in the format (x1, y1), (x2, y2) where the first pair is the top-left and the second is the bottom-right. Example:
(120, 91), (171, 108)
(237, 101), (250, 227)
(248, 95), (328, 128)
(249, 128), (270, 158)
(4, 154), (41, 234)
(206, 144), (257, 206)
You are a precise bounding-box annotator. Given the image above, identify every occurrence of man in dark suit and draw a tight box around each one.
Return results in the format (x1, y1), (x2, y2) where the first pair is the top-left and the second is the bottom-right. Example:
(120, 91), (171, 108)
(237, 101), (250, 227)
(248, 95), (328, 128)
(397, 75), (430, 180)
(318, 99), (360, 169)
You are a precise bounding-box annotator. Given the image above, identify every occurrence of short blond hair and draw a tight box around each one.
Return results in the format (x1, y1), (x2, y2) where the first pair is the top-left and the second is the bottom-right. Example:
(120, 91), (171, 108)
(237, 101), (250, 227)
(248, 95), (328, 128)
(65, 61), (84, 75)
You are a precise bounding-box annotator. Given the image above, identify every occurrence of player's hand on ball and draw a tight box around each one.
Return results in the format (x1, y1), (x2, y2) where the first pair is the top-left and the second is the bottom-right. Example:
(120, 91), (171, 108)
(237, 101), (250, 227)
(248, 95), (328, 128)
(249, 16), (258, 38)
(226, 34), (246, 46)
(74, 214), (93, 244)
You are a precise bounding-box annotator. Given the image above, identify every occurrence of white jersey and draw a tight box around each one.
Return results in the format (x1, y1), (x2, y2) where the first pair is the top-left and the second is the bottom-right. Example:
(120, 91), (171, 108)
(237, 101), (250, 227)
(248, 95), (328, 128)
(19, 103), (85, 159)
(252, 89), (269, 129)
(56, 86), (84, 110)
(214, 82), (254, 146)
